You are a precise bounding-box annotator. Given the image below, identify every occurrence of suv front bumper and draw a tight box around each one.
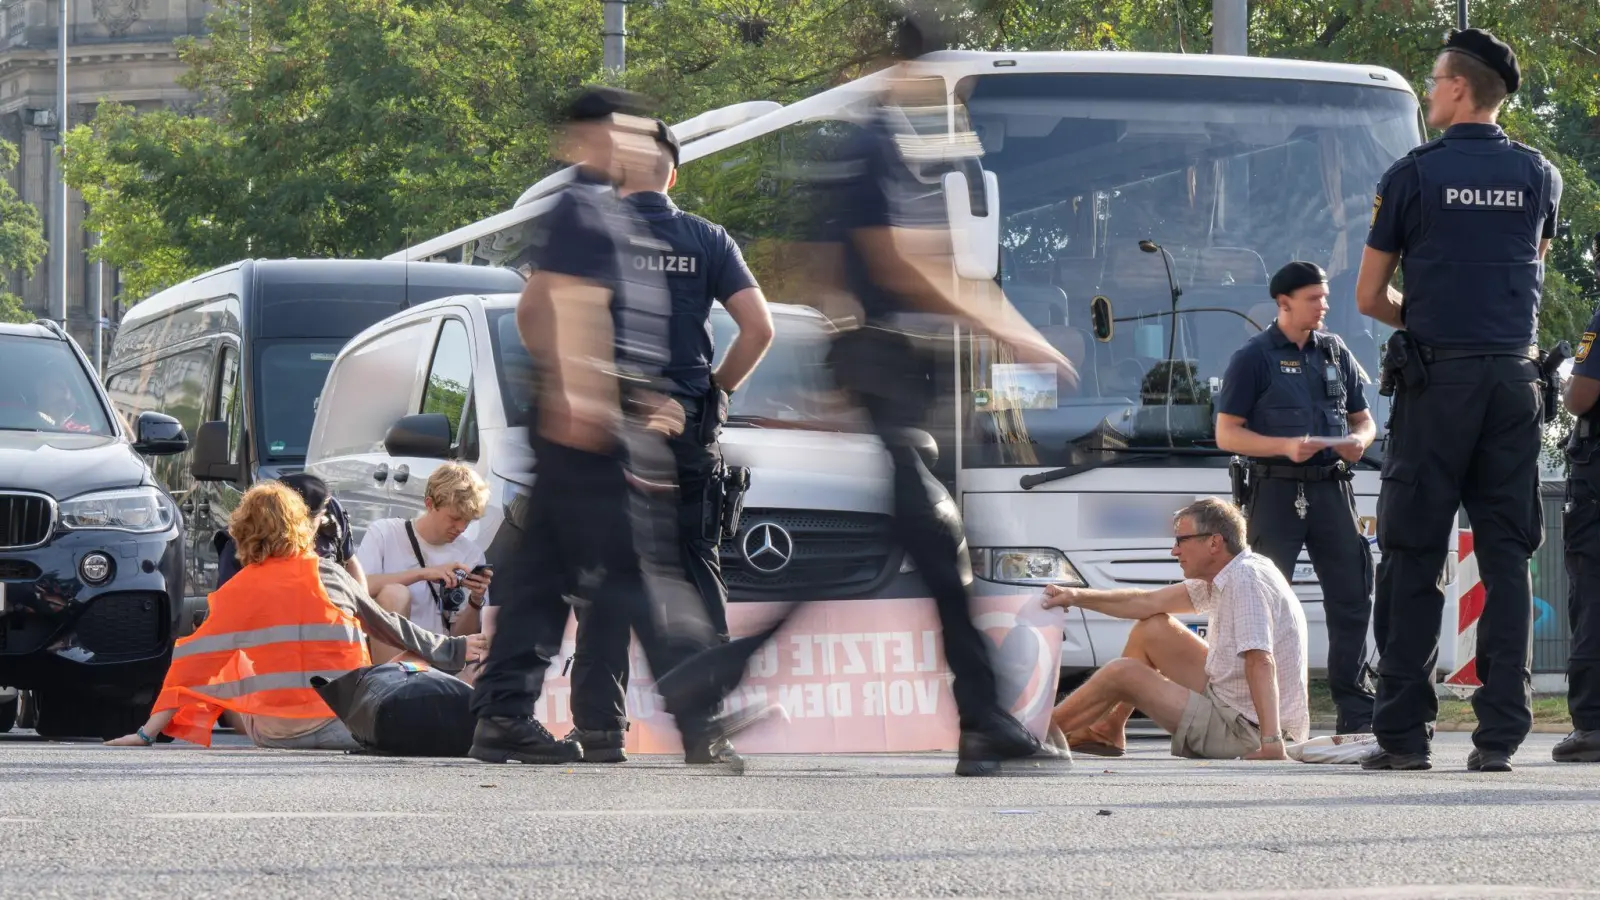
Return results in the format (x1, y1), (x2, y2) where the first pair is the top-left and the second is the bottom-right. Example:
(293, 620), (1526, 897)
(0, 525), (184, 703)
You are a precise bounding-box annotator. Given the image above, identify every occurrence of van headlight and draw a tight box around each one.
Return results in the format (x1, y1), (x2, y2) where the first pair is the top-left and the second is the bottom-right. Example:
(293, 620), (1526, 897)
(58, 487), (175, 533)
(969, 547), (1086, 587)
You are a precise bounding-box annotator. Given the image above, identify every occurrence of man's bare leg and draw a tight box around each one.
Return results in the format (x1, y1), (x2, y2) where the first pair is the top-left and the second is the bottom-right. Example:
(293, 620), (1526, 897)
(1050, 657), (1195, 736)
(369, 584), (414, 665)
(1058, 614), (1209, 750)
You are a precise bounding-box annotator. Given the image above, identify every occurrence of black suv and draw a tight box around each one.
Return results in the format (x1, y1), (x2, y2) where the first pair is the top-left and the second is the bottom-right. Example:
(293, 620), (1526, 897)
(0, 320), (188, 739)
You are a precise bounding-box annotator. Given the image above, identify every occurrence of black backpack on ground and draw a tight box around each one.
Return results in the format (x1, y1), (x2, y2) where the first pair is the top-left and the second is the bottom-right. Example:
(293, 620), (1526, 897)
(311, 661), (475, 757)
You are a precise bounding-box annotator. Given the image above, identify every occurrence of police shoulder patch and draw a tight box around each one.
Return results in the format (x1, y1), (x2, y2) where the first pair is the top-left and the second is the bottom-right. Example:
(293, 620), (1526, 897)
(1371, 194), (1382, 228)
(1578, 332), (1597, 364)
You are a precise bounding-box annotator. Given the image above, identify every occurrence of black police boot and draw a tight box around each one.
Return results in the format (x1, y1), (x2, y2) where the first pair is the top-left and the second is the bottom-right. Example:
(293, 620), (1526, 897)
(565, 728), (626, 763)
(1466, 748), (1512, 773)
(955, 713), (1067, 777)
(1552, 730), (1600, 763)
(469, 716), (583, 765)
(1360, 748), (1433, 771)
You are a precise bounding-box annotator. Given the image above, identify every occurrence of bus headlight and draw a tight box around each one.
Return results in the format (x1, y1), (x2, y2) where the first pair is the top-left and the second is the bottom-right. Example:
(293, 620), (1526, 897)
(969, 547), (1086, 587)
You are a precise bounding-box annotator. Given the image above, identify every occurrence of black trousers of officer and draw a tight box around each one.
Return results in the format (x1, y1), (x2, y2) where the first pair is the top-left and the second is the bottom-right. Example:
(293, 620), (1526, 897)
(1247, 470), (1375, 733)
(1374, 356), (1542, 756)
(567, 395), (729, 733)
(653, 329), (1006, 732)
(470, 437), (716, 738)
(1563, 459), (1600, 731)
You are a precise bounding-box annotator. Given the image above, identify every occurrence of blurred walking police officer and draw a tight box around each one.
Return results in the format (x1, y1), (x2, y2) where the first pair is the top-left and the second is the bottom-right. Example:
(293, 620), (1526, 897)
(1355, 28), (1564, 773)
(653, 10), (1080, 776)
(562, 119), (775, 762)
(1216, 261), (1378, 735)
(1556, 233), (1600, 764)
(468, 87), (750, 771)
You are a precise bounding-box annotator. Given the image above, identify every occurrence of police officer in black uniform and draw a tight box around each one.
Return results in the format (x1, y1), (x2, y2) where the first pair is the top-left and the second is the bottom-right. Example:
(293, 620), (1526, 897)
(467, 87), (754, 771)
(1356, 29), (1564, 772)
(1555, 232), (1600, 763)
(561, 119), (774, 762)
(1216, 261), (1378, 735)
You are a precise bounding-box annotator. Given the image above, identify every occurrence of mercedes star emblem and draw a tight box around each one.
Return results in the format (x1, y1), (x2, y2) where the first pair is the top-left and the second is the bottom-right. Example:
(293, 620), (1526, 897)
(741, 522), (794, 574)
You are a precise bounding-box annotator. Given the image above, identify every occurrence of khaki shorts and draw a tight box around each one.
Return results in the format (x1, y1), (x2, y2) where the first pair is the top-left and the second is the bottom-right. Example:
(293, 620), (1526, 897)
(1170, 684), (1261, 759)
(237, 715), (360, 751)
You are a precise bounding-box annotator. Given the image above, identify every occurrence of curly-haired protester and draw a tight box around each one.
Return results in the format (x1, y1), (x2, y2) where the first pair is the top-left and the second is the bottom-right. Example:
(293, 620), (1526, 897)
(106, 482), (485, 750)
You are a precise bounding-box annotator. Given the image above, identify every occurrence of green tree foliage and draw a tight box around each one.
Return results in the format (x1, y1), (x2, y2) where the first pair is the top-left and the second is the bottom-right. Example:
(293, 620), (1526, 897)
(0, 137), (47, 323)
(59, 0), (1600, 332)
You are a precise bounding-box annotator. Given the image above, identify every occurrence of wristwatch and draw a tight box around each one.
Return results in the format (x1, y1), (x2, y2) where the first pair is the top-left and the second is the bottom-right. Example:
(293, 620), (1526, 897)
(1260, 734), (1283, 745)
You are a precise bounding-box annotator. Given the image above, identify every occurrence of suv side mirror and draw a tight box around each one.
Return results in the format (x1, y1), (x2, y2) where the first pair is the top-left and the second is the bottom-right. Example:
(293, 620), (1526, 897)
(1090, 295), (1114, 343)
(133, 411), (189, 457)
(190, 420), (240, 481)
(385, 413), (453, 460)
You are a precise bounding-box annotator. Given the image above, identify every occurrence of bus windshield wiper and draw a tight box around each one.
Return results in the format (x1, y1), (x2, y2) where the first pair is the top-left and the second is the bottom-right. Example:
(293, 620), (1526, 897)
(1019, 445), (1234, 490)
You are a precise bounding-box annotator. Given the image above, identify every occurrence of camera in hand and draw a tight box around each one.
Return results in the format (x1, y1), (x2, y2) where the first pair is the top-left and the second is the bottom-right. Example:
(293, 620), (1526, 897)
(439, 567), (470, 617)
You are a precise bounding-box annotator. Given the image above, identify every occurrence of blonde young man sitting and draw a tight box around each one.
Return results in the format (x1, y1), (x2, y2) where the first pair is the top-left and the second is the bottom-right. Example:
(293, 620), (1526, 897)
(1043, 498), (1311, 760)
(357, 465), (493, 667)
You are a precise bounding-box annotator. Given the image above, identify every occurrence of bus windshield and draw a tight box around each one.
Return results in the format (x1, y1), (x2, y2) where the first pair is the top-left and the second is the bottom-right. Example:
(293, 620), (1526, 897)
(956, 72), (1421, 468)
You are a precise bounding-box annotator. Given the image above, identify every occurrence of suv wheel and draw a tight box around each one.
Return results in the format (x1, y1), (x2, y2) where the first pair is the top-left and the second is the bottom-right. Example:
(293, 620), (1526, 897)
(34, 692), (154, 741)
(0, 693), (16, 733)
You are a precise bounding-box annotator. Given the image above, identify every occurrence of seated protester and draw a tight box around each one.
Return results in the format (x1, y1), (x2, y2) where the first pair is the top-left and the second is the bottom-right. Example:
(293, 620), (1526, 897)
(106, 482), (485, 750)
(217, 473), (364, 591)
(356, 464), (493, 663)
(1042, 497), (1310, 760)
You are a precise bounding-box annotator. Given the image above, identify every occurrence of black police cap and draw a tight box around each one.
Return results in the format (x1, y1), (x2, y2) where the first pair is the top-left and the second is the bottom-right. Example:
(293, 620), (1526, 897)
(563, 86), (647, 123)
(652, 118), (680, 166)
(891, 9), (952, 60)
(1444, 28), (1520, 94)
(278, 472), (331, 516)
(1269, 261), (1328, 300)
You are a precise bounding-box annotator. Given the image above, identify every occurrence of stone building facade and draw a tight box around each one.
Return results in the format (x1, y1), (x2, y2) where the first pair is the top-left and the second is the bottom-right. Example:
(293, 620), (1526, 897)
(0, 0), (206, 352)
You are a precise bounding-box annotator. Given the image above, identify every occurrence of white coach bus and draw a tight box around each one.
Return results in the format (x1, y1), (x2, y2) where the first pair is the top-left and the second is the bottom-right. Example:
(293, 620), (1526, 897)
(387, 51), (1462, 689)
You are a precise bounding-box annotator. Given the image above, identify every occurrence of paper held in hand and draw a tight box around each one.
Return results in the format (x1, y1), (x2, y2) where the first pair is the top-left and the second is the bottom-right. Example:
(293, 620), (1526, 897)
(1302, 436), (1362, 450)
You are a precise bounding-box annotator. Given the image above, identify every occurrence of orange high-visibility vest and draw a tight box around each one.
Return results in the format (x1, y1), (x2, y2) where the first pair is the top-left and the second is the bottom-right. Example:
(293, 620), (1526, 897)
(155, 554), (371, 746)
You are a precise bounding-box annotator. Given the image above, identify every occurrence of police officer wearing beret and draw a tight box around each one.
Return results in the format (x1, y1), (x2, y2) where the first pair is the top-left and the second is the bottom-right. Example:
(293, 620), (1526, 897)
(1356, 29), (1565, 772)
(1217, 261), (1378, 735)
(1556, 232), (1600, 763)
(468, 87), (754, 771)
(560, 119), (775, 762)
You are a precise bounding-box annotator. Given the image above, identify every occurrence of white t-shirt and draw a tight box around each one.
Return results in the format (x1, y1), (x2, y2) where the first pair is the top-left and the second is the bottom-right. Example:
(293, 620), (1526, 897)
(1183, 551), (1311, 743)
(356, 518), (488, 636)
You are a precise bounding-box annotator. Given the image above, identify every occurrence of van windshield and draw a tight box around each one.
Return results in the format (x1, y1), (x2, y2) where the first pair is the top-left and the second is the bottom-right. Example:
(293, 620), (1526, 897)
(488, 307), (847, 427)
(0, 334), (113, 436)
(255, 339), (344, 460)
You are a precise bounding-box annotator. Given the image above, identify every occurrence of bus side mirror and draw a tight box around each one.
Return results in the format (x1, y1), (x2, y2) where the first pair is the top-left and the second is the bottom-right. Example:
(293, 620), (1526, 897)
(941, 169), (1000, 281)
(1090, 296), (1114, 343)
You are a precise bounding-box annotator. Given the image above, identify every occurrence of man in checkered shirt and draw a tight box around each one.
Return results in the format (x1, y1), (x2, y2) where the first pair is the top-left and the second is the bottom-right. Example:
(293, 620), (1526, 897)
(1042, 497), (1311, 760)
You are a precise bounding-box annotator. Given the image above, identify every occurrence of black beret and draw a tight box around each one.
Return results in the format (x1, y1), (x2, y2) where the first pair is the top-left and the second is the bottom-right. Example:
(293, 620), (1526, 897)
(1269, 261), (1328, 300)
(564, 86), (647, 123)
(652, 118), (680, 166)
(1444, 28), (1520, 94)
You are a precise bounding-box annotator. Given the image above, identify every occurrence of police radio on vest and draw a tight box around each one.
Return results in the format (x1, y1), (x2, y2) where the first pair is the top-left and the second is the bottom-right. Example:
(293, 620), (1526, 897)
(635, 254), (700, 274)
(1443, 187), (1526, 208)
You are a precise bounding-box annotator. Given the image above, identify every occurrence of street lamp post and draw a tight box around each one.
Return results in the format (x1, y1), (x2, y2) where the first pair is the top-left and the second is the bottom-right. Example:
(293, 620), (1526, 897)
(54, 0), (68, 327)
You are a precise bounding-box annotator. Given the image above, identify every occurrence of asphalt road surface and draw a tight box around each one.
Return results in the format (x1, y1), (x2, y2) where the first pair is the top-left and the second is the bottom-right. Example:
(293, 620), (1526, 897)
(4, 730), (1600, 899)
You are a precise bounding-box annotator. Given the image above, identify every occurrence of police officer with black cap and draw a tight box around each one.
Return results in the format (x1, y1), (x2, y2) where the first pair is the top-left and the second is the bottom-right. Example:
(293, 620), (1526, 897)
(559, 118), (775, 762)
(1217, 261), (1378, 735)
(1556, 232), (1600, 764)
(467, 86), (757, 771)
(1356, 28), (1565, 772)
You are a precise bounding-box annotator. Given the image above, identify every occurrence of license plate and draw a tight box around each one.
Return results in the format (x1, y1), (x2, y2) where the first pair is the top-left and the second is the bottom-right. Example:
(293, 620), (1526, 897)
(0, 581), (6, 613)
(1188, 622), (1208, 639)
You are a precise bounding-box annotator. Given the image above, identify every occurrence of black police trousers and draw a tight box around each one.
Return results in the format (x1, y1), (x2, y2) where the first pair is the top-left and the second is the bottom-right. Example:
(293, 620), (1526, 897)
(469, 439), (714, 736)
(652, 331), (1007, 732)
(567, 395), (729, 732)
(1247, 473), (1375, 733)
(1563, 460), (1600, 731)
(1374, 355), (1542, 756)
